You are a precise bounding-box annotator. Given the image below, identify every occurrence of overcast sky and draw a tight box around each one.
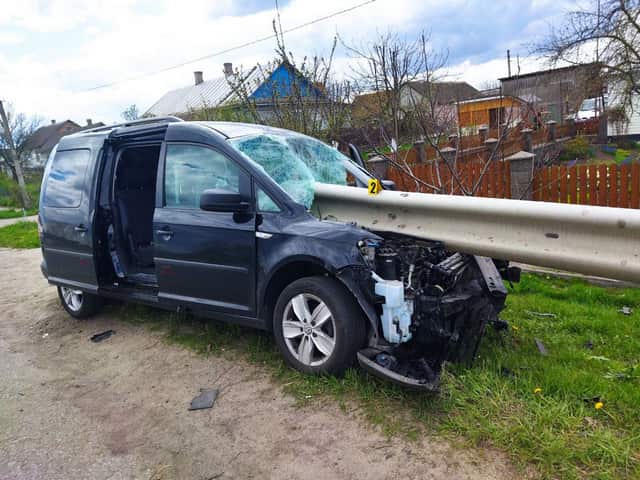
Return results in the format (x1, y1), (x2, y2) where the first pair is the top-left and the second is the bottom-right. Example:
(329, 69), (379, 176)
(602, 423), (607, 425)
(0, 0), (577, 126)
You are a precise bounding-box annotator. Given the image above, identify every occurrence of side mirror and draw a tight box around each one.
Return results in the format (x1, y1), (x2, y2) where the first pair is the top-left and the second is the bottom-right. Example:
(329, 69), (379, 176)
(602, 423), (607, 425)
(200, 189), (250, 213)
(348, 143), (366, 168)
(381, 179), (396, 190)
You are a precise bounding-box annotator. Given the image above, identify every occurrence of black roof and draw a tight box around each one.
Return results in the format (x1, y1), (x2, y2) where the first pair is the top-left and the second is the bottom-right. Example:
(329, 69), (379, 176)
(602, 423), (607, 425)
(64, 118), (300, 142)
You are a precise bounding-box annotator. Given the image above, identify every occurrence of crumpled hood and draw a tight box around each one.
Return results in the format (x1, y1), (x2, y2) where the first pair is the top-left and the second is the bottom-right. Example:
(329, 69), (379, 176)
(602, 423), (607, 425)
(281, 217), (382, 245)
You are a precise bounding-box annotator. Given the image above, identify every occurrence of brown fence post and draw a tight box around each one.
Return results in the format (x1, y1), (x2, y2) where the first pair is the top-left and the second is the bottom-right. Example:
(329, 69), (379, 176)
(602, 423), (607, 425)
(546, 120), (557, 142)
(413, 140), (426, 163)
(505, 151), (535, 200)
(439, 147), (457, 193)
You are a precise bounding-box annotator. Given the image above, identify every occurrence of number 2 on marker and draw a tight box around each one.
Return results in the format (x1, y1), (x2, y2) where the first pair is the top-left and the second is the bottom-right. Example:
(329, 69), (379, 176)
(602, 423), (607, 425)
(368, 178), (381, 195)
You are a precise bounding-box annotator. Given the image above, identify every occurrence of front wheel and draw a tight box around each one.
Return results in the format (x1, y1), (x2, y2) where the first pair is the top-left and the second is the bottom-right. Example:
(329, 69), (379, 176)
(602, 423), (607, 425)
(57, 286), (101, 319)
(273, 276), (365, 376)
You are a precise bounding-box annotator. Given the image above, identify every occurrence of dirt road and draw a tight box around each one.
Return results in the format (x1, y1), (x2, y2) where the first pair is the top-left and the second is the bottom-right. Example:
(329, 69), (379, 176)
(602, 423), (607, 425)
(0, 248), (517, 480)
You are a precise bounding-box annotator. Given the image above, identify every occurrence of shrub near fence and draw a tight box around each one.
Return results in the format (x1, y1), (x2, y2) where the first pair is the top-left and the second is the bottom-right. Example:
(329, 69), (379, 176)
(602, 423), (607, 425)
(532, 162), (640, 208)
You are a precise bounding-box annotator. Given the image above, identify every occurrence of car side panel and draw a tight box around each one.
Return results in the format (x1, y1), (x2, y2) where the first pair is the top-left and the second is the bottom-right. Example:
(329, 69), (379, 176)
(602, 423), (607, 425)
(39, 136), (105, 290)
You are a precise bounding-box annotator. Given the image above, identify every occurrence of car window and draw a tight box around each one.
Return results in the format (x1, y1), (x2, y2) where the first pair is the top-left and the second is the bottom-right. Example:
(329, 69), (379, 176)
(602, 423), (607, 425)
(164, 144), (240, 209)
(256, 186), (281, 212)
(43, 149), (91, 208)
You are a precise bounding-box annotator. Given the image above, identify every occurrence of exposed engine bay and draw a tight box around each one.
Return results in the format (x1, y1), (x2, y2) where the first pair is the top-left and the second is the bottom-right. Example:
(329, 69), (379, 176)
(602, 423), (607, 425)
(352, 232), (519, 391)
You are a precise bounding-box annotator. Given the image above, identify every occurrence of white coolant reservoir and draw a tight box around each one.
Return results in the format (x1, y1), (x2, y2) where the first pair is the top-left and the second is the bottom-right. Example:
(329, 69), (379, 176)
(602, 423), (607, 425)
(371, 272), (413, 344)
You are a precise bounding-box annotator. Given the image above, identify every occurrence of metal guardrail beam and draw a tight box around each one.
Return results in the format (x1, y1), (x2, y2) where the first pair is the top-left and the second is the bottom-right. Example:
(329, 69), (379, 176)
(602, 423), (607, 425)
(313, 183), (640, 283)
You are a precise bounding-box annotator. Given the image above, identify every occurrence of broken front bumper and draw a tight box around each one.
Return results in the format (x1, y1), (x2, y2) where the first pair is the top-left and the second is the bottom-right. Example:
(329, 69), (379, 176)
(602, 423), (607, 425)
(357, 256), (509, 391)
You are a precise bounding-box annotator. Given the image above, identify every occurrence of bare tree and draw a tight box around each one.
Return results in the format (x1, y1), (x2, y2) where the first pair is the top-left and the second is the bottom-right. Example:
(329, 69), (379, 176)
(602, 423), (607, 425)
(227, 22), (353, 141)
(0, 101), (41, 208)
(537, 1), (636, 108)
(348, 32), (558, 198)
(344, 30), (425, 144)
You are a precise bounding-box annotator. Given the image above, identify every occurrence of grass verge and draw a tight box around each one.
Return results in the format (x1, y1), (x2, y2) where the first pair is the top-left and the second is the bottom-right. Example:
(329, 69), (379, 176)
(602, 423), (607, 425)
(0, 208), (38, 219)
(115, 274), (640, 479)
(0, 221), (40, 248)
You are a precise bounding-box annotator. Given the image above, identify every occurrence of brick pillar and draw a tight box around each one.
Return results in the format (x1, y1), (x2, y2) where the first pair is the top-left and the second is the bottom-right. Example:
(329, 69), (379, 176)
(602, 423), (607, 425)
(505, 150), (536, 200)
(521, 128), (533, 152)
(439, 146), (456, 164)
(367, 155), (389, 179)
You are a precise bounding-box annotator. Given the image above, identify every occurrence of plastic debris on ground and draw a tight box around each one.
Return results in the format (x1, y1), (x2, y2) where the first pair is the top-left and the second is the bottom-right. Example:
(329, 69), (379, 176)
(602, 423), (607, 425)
(189, 388), (219, 411)
(525, 310), (557, 318)
(90, 330), (115, 343)
(534, 338), (549, 356)
(619, 306), (633, 316)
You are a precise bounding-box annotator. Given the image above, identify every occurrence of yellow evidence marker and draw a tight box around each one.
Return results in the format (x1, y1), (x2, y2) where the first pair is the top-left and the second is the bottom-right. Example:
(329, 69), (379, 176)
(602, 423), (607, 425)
(368, 178), (382, 195)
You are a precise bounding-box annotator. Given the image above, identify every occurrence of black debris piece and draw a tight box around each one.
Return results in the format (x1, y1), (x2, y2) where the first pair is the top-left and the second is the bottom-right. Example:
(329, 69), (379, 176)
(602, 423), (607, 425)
(534, 338), (548, 356)
(90, 330), (115, 343)
(189, 388), (219, 411)
(584, 340), (594, 350)
(492, 319), (509, 332)
(500, 367), (516, 378)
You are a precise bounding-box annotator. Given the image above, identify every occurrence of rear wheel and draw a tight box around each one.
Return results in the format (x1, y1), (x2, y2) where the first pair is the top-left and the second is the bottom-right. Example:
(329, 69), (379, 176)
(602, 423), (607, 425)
(273, 276), (365, 376)
(57, 286), (101, 319)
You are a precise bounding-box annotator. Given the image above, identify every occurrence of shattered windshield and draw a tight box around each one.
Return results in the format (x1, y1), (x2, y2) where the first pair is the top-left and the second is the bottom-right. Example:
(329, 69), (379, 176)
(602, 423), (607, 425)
(229, 132), (350, 208)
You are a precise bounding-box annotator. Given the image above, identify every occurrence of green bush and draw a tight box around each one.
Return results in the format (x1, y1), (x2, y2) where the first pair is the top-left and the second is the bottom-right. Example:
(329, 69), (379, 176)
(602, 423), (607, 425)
(560, 136), (593, 162)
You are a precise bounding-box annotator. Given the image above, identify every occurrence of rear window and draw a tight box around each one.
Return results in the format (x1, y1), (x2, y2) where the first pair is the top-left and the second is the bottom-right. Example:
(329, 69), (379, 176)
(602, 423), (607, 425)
(43, 149), (91, 208)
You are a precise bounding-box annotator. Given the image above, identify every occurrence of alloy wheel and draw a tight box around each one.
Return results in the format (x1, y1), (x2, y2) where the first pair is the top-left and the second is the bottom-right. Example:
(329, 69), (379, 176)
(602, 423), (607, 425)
(282, 293), (336, 366)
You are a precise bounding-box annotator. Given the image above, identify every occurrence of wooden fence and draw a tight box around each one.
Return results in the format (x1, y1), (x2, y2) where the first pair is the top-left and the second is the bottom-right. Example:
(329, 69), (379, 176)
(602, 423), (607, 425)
(384, 158), (640, 208)
(532, 162), (640, 208)
(376, 121), (640, 209)
(386, 158), (513, 197)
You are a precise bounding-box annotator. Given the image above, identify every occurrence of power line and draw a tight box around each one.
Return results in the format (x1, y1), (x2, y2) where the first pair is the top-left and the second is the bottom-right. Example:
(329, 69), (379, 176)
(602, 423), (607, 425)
(81, 0), (376, 92)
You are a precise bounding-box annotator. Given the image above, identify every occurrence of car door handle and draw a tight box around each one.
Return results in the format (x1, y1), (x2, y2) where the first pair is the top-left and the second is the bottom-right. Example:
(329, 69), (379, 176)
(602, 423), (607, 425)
(74, 225), (88, 233)
(156, 228), (174, 239)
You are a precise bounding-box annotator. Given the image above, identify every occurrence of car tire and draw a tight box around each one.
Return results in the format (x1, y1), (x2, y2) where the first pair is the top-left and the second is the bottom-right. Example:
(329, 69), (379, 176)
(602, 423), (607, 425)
(273, 276), (366, 376)
(57, 286), (101, 319)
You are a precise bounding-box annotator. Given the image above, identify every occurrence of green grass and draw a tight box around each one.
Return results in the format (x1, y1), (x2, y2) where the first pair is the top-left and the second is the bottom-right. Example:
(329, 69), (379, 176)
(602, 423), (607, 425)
(0, 221), (39, 248)
(0, 208), (38, 219)
(614, 149), (632, 164)
(114, 274), (640, 479)
(0, 172), (41, 208)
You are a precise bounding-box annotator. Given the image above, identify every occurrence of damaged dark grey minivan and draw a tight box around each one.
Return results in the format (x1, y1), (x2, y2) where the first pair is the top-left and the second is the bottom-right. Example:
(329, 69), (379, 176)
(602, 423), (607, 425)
(39, 117), (518, 390)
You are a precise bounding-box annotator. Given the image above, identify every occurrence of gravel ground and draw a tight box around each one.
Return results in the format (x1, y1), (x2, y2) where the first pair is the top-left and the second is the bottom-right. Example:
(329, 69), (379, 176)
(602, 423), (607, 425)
(0, 248), (519, 480)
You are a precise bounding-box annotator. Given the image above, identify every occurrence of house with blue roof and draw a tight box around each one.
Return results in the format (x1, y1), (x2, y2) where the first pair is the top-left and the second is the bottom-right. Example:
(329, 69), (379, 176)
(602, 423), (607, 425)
(145, 61), (325, 118)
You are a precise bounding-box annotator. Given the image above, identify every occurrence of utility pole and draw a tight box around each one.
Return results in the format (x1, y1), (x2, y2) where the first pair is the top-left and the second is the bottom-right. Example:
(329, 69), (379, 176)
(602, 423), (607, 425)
(0, 100), (31, 209)
(507, 49), (512, 78)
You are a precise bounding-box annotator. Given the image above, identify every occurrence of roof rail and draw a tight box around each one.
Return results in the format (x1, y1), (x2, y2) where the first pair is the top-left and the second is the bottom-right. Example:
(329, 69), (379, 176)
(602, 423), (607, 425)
(82, 116), (183, 133)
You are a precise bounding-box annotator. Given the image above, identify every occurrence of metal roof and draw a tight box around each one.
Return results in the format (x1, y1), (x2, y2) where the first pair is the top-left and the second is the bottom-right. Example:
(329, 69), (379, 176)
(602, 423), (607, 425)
(145, 67), (262, 116)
